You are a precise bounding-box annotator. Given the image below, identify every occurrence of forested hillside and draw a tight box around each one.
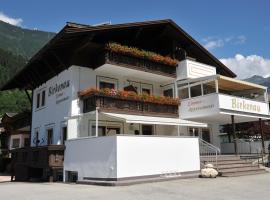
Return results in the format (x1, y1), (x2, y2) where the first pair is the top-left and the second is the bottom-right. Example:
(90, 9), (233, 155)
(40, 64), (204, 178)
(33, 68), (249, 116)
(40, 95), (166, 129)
(0, 20), (55, 116)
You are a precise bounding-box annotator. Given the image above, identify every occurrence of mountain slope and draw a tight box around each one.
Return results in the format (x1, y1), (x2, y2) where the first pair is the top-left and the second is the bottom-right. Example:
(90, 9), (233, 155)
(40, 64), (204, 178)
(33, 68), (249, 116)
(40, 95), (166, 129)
(244, 75), (270, 90)
(0, 21), (56, 115)
(0, 20), (55, 58)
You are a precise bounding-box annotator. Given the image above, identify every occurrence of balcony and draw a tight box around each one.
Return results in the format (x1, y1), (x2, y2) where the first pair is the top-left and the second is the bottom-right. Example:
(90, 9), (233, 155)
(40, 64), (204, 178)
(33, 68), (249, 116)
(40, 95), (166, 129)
(105, 51), (176, 77)
(94, 43), (177, 83)
(80, 89), (179, 117)
(177, 75), (270, 123)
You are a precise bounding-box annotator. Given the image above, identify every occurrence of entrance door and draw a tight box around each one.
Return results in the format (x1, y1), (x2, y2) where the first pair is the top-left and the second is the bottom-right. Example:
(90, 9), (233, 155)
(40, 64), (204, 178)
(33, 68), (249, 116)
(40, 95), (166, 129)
(142, 125), (153, 135)
(201, 128), (211, 143)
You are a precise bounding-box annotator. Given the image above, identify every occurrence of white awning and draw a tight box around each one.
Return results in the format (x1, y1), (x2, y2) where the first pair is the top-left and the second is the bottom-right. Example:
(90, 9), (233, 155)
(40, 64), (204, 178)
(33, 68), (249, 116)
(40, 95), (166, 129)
(101, 112), (207, 127)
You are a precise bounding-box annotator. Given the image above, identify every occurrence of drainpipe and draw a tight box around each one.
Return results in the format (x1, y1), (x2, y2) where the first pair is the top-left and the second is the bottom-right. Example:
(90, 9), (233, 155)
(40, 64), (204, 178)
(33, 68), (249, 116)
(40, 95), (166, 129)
(95, 107), (100, 137)
(259, 118), (265, 154)
(231, 115), (238, 155)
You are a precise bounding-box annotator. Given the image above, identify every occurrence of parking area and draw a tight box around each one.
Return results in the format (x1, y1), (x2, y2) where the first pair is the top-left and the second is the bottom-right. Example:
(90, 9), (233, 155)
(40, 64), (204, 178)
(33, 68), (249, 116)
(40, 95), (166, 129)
(0, 173), (269, 200)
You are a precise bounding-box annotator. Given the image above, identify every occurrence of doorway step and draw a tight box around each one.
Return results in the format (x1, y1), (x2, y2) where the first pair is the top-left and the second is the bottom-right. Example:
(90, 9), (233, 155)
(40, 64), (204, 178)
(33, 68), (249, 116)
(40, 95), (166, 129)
(204, 155), (267, 177)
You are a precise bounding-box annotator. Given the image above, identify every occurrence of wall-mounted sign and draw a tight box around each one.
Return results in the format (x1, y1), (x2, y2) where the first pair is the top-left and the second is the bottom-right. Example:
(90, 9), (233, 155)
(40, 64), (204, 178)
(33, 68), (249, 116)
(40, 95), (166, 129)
(48, 80), (70, 96)
(219, 94), (268, 115)
(48, 80), (70, 104)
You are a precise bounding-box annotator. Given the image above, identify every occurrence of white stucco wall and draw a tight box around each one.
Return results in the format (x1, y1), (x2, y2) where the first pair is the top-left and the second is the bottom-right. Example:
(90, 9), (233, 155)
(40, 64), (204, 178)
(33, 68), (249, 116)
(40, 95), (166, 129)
(64, 136), (200, 181)
(116, 136), (200, 178)
(31, 65), (174, 146)
(64, 136), (117, 181)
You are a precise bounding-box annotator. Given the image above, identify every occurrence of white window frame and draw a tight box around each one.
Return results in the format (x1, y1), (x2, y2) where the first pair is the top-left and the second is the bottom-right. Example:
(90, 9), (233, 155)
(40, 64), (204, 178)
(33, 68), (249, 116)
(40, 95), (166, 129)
(127, 80), (153, 95)
(45, 124), (55, 145)
(33, 127), (40, 146)
(97, 76), (118, 90)
(60, 121), (68, 145)
(88, 120), (123, 137)
(35, 87), (47, 111)
(162, 84), (175, 97)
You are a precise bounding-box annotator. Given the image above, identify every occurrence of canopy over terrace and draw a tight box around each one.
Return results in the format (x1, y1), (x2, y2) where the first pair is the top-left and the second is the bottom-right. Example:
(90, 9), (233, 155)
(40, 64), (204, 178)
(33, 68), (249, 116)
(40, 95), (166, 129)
(67, 110), (207, 138)
(178, 75), (270, 124)
(177, 75), (270, 153)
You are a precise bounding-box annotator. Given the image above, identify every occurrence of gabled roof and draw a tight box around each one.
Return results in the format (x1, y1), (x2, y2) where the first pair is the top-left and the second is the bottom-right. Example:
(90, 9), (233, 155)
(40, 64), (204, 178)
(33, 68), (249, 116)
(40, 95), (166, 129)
(0, 19), (236, 91)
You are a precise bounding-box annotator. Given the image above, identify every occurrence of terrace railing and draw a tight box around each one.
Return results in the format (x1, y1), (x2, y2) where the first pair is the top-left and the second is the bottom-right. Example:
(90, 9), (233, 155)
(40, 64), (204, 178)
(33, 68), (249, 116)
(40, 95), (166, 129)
(82, 94), (179, 117)
(105, 51), (177, 77)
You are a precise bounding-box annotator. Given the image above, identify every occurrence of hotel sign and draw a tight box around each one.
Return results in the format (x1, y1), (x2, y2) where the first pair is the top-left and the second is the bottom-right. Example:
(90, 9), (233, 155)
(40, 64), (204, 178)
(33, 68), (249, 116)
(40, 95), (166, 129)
(48, 80), (70, 104)
(180, 94), (219, 119)
(219, 94), (269, 115)
(180, 93), (269, 120)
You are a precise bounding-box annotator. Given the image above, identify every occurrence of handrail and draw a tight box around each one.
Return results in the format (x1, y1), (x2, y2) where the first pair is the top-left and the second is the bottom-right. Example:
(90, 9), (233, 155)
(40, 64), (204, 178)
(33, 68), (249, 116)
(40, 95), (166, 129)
(199, 138), (220, 169)
(234, 138), (263, 154)
(234, 138), (265, 166)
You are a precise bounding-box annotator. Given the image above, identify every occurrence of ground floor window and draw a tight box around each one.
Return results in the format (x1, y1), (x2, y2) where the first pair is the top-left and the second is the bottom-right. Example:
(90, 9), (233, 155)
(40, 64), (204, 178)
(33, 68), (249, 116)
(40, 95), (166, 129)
(89, 121), (123, 136)
(189, 127), (211, 143)
(142, 125), (154, 135)
(47, 128), (54, 145)
(12, 138), (20, 148)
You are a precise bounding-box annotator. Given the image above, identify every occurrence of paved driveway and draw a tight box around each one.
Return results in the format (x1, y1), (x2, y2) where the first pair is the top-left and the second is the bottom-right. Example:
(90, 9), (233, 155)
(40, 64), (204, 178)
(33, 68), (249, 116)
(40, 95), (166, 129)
(0, 173), (269, 200)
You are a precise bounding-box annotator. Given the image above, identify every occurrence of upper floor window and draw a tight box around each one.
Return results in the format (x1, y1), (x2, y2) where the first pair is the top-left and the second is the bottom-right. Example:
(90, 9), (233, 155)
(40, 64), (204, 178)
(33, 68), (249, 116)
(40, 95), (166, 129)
(163, 88), (173, 97)
(41, 90), (46, 106)
(142, 88), (151, 95)
(97, 76), (118, 90)
(36, 93), (40, 108)
(36, 88), (46, 109)
(99, 81), (115, 89)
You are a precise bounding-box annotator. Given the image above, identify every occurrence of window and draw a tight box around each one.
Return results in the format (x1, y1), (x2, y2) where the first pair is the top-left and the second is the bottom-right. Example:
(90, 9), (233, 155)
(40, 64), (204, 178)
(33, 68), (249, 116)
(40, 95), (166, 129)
(106, 127), (120, 135)
(34, 131), (39, 146)
(178, 87), (189, 99)
(163, 88), (173, 97)
(203, 81), (216, 95)
(12, 138), (20, 148)
(41, 90), (46, 106)
(91, 126), (106, 136)
(190, 84), (202, 98)
(61, 126), (67, 145)
(142, 88), (151, 95)
(47, 128), (53, 145)
(36, 88), (46, 109)
(99, 81), (115, 90)
(36, 93), (40, 108)
(24, 138), (30, 147)
(90, 122), (122, 136)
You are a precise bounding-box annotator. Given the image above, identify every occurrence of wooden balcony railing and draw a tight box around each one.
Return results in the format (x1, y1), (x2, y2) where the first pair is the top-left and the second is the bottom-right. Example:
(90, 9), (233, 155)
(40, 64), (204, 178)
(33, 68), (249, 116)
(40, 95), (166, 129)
(83, 94), (179, 117)
(104, 51), (177, 77)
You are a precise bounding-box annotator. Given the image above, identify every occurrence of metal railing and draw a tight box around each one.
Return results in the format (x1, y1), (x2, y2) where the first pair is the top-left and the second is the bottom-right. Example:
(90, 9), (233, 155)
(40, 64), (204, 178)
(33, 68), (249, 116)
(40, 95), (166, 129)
(234, 139), (265, 166)
(199, 138), (221, 169)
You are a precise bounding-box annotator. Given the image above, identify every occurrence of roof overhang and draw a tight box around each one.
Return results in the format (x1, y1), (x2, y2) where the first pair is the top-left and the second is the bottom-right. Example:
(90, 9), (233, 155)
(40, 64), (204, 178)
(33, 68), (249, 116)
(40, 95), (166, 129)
(1, 19), (236, 91)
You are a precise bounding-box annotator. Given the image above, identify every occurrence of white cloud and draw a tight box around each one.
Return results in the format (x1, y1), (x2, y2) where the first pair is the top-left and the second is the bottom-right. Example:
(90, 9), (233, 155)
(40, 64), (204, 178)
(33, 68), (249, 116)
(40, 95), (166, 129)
(204, 39), (224, 50)
(0, 12), (23, 26)
(220, 54), (270, 79)
(202, 35), (246, 50)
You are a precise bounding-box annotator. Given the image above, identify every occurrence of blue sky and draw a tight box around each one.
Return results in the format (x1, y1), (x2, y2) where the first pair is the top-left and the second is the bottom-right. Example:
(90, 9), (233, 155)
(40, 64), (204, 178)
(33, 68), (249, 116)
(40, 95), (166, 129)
(1, 0), (270, 78)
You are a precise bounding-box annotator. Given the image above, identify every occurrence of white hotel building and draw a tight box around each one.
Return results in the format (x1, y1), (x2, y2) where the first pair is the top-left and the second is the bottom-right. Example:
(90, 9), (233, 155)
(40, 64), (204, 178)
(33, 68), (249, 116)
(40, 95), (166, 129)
(1, 20), (269, 184)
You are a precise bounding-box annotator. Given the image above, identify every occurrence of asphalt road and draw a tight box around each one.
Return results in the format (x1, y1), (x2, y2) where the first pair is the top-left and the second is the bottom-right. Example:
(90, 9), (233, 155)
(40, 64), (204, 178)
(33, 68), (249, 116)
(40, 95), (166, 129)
(0, 173), (269, 200)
